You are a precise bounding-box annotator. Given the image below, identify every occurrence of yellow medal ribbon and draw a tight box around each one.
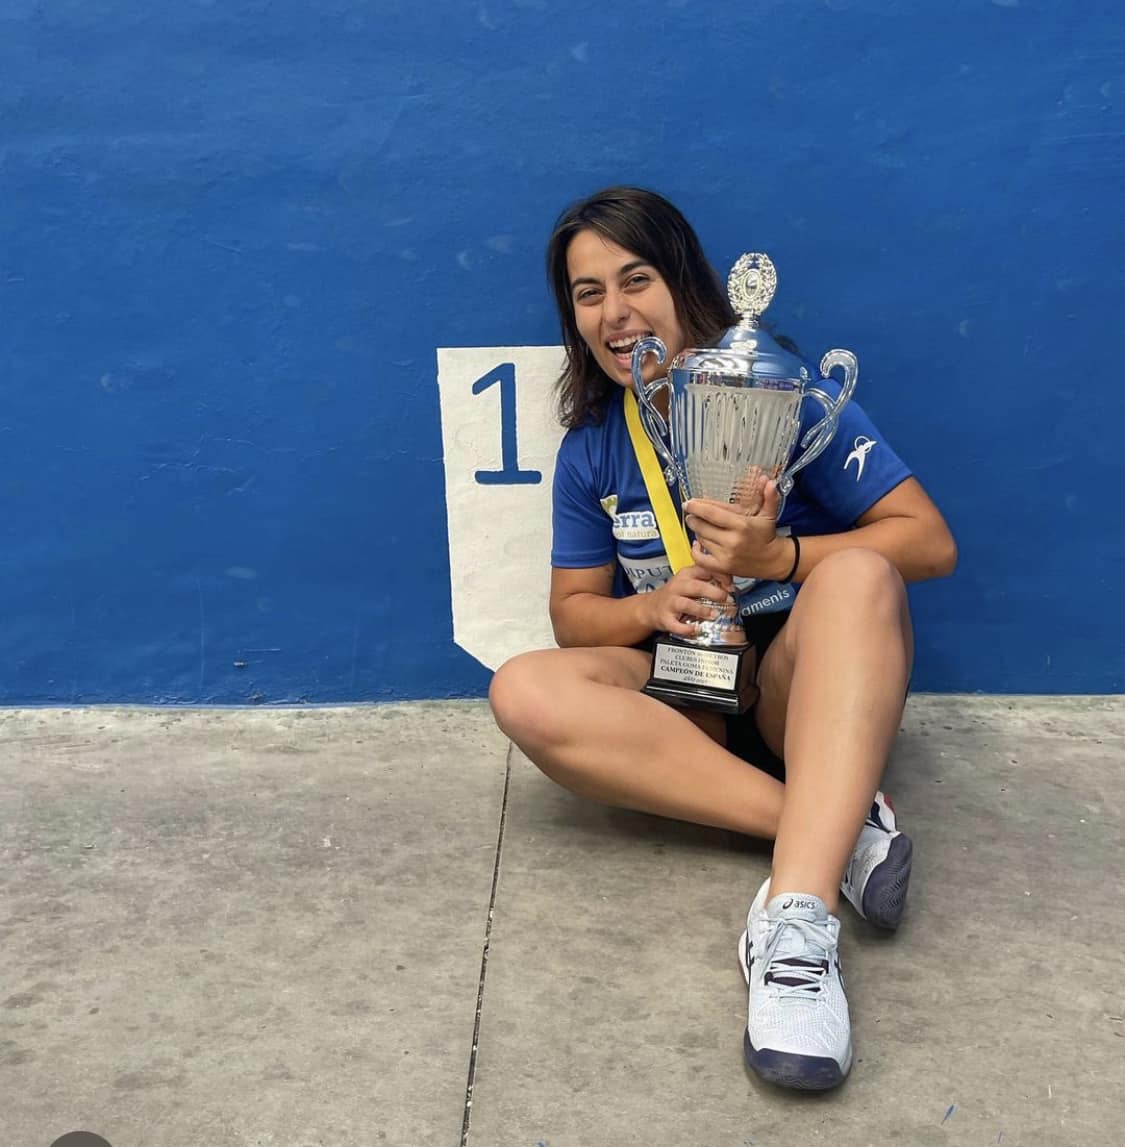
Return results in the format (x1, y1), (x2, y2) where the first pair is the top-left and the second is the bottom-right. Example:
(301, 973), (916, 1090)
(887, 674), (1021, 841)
(623, 388), (693, 574)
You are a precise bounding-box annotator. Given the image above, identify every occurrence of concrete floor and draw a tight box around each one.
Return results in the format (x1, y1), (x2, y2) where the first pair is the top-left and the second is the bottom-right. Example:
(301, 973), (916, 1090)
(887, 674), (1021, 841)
(1, 696), (1122, 1147)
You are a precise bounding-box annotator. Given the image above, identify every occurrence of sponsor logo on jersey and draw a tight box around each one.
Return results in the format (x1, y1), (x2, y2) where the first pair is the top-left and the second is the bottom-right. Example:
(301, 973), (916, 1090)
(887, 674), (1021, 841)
(738, 578), (796, 617)
(741, 584), (796, 616)
(600, 493), (661, 540)
(617, 553), (672, 595)
(844, 436), (877, 481)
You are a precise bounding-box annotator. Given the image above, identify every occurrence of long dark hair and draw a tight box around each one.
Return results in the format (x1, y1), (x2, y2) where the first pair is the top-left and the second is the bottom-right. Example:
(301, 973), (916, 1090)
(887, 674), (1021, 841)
(546, 186), (737, 428)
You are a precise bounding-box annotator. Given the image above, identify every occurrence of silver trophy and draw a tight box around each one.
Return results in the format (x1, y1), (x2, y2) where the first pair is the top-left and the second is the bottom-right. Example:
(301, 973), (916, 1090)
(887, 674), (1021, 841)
(630, 252), (858, 714)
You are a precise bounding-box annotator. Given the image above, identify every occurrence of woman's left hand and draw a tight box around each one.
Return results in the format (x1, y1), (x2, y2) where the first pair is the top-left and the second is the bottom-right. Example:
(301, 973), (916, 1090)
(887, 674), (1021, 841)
(684, 478), (792, 581)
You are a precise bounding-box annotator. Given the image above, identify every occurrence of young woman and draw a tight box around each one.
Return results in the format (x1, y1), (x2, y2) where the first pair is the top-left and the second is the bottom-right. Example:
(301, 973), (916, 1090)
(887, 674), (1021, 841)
(488, 186), (957, 1091)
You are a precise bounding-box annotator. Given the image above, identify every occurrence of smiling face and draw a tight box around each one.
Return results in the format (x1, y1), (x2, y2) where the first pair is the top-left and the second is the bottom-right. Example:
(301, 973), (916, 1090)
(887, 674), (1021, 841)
(565, 228), (686, 390)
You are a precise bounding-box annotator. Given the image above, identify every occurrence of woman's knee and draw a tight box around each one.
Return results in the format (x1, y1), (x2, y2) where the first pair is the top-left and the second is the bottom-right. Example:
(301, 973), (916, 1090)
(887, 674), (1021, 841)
(490, 651), (549, 744)
(489, 649), (589, 753)
(489, 645), (651, 760)
(799, 547), (908, 623)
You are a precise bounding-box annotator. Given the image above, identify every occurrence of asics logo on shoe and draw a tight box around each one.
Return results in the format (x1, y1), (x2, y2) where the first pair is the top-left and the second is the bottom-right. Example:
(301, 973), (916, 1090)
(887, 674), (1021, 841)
(782, 898), (820, 912)
(844, 436), (877, 480)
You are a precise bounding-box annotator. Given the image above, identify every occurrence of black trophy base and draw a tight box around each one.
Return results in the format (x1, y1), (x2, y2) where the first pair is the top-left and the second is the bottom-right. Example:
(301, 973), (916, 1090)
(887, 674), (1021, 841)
(642, 634), (759, 716)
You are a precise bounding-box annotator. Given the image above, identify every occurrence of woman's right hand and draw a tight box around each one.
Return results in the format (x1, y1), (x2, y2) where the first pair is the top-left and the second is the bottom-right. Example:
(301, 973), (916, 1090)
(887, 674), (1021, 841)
(642, 564), (734, 638)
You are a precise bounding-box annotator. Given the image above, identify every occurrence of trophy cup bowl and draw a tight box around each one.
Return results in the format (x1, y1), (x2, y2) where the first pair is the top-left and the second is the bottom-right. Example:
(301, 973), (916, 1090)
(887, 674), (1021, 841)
(630, 252), (858, 715)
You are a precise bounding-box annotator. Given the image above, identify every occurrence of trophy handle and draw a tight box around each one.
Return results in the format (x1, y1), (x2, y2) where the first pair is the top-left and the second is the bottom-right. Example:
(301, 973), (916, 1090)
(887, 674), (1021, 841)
(777, 348), (859, 498)
(630, 336), (679, 486)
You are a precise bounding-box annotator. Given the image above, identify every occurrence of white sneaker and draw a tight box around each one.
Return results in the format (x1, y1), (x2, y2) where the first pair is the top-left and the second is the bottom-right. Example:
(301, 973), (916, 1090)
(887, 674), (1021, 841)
(840, 791), (914, 930)
(738, 879), (853, 1090)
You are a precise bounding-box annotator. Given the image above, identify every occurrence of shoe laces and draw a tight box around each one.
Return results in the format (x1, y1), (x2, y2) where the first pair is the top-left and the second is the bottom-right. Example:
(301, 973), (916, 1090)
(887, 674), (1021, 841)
(762, 917), (835, 1000)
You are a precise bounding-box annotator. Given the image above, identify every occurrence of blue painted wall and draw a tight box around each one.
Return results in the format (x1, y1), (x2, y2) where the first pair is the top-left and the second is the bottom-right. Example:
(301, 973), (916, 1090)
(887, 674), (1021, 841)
(2, 0), (1122, 702)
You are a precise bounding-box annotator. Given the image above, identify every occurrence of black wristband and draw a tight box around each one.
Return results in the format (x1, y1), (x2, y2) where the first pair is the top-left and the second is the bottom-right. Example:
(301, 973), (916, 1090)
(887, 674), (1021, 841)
(781, 534), (801, 583)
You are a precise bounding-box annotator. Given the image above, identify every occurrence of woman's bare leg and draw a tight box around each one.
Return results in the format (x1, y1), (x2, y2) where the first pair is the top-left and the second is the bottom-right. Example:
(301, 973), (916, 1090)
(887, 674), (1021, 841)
(489, 645), (785, 838)
(753, 547), (914, 911)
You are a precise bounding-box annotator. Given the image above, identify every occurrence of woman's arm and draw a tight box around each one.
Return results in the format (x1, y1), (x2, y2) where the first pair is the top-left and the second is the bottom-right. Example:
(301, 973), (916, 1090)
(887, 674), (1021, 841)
(685, 476), (957, 585)
(550, 563), (735, 648)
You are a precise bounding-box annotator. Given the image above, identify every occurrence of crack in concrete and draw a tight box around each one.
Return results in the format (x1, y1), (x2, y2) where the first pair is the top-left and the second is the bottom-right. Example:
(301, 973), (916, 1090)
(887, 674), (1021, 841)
(461, 742), (513, 1147)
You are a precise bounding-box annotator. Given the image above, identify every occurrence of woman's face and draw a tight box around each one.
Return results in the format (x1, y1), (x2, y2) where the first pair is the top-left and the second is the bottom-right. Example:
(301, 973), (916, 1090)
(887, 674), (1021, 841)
(565, 228), (686, 388)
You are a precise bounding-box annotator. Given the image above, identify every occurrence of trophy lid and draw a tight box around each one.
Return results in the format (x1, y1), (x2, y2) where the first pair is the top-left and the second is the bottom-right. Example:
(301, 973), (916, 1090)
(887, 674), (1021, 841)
(670, 253), (810, 385)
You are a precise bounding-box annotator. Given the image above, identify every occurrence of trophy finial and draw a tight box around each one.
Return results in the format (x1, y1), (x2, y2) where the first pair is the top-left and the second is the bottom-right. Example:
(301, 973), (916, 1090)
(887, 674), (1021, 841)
(728, 253), (777, 323)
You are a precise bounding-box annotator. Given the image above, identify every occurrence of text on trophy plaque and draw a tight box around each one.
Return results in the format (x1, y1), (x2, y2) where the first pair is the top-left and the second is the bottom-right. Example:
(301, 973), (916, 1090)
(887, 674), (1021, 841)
(652, 643), (740, 690)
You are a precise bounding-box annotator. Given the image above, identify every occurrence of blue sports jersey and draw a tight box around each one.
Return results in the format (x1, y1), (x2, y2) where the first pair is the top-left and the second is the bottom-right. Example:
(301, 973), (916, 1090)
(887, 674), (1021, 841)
(551, 378), (911, 614)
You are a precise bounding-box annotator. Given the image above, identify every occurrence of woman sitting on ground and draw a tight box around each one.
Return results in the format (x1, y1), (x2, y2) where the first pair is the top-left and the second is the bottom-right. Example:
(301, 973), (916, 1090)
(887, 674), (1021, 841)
(488, 185), (957, 1091)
